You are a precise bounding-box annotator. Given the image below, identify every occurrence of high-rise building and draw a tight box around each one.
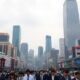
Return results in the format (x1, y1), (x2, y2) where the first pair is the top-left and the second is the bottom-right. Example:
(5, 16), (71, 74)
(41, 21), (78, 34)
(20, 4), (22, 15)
(38, 46), (43, 57)
(28, 49), (34, 69)
(63, 0), (80, 49)
(49, 48), (59, 68)
(63, 0), (80, 58)
(0, 33), (9, 42)
(20, 43), (28, 68)
(58, 38), (65, 67)
(0, 42), (15, 56)
(38, 46), (44, 69)
(59, 38), (65, 60)
(75, 39), (80, 46)
(45, 35), (52, 53)
(21, 43), (28, 55)
(0, 41), (17, 69)
(12, 25), (21, 57)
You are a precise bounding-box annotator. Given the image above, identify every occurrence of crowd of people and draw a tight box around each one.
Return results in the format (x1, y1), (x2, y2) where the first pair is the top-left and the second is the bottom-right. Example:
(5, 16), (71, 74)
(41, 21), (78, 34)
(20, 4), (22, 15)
(0, 69), (80, 80)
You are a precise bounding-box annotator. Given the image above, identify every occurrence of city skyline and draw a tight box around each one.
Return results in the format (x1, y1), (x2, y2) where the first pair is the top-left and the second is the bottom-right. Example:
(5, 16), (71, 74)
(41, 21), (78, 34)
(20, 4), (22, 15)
(0, 0), (80, 54)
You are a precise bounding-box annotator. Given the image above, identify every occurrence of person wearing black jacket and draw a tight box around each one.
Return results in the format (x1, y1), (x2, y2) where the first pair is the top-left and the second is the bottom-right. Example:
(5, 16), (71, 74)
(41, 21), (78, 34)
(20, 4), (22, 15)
(0, 72), (6, 80)
(43, 71), (49, 80)
(61, 70), (72, 80)
(72, 71), (80, 80)
(49, 69), (60, 80)
(35, 71), (41, 80)
(43, 69), (60, 80)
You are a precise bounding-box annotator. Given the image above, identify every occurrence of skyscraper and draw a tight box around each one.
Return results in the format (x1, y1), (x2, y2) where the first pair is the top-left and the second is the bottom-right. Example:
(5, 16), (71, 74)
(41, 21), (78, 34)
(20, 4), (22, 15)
(63, 0), (80, 49)
(21, 43), (28, 56)
(38, 46), (44, 69)
(50, 48), (59, 68)
(45, 35), (52, 53)
(63, 0), (80, 58)
(28, 49), (34, 69)
(20, 43), (28, 68)
(0, 33), (9, 42)
(75, 39), (80, 46)
(59, 38), (65, 59)
(38, 46), (43, 57)
(12, 25), (21, 57)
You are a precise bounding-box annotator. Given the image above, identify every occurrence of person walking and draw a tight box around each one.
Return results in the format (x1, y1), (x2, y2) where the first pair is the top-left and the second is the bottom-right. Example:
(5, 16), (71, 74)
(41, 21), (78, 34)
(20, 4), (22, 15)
(72, 71), (80, 80)
(17, 72), (24, 80)
(0, 72), (6, 80)
(8, 71), (17, 80)
(35, 71), (41, 80)
(43, 70), (49, 80)
(23, 69), (34, 80)
(61, 70), (72, 80)
(48, 69), (60, 80)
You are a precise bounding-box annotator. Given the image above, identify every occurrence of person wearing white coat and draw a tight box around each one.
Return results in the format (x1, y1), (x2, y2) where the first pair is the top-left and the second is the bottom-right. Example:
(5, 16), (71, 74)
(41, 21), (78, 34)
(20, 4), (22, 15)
(23, 74), (34, 80)
(22, 69), (34, 80)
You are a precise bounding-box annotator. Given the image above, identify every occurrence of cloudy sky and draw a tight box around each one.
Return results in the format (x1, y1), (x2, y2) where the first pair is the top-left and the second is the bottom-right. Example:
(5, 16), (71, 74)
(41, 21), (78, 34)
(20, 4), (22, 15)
(0, 0), (80, 54)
